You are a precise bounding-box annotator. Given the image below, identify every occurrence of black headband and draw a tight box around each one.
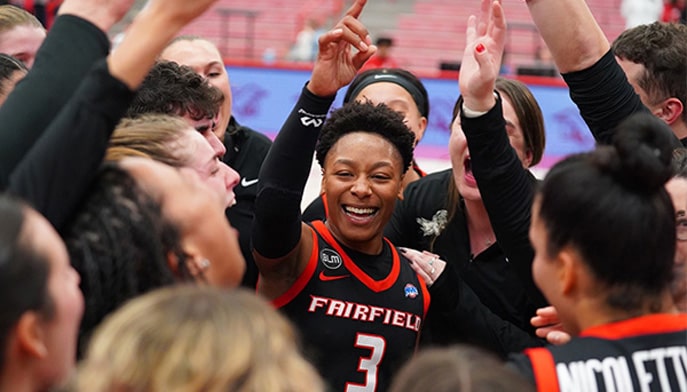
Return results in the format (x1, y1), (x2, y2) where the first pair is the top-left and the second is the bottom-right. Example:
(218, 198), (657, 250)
(346, 73), (428, 118)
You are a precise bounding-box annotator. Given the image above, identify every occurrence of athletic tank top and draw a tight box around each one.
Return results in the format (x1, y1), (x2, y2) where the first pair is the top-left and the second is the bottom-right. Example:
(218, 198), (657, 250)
(522, 314), (687, 392)
(275, 220), (430, 391)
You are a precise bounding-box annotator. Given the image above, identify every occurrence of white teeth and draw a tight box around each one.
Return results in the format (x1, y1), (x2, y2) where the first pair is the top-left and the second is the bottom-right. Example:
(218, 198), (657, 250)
(345, 206), (376, 215)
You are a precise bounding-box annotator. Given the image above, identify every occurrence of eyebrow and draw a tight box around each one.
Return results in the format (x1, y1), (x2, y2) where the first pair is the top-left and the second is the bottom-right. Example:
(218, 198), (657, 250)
(202, 157), (218, 173)
(333, 158), (395, 170)
(195, 125), (211, 133)
(206, 61), (223, 69)
(677, 210), (686, 218)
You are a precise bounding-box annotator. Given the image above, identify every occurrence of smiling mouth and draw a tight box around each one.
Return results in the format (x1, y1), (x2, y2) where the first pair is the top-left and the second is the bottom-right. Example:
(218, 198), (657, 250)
(343, 205), (379, 222)
(226, 192), (237, 208)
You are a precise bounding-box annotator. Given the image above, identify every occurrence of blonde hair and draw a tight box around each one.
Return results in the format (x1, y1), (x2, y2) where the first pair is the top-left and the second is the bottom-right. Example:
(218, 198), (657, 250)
(106, 115), (198, 167)
(390, 345), (534, 392)
(75, 285), (324, 392)
(0, 5), (43, 35)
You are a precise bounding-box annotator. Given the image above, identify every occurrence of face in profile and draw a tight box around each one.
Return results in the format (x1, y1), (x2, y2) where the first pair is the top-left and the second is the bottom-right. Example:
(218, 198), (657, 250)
(0, 24), (46, 68)
(616, 58), (656, 111)
(185, 114), (227, 158)
(120, 157), (245, 287)
(352, 82), (427, 146)
(665, 177), (687, 312)
(449, 93), (531, 202)
(23, 208), (84, 387)
(178, 127), (239, 208)
(322, 132), (404, 254)
(161, 39), (232, 140)
(529, 198), (582, 335)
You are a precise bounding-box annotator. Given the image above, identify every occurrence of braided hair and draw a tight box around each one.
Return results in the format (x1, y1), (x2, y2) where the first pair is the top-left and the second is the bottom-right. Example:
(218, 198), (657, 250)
(63, 164), (192, 355)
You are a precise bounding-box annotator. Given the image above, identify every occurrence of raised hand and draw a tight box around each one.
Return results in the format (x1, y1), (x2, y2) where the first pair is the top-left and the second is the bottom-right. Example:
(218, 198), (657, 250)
(308, 0), (377, 97)
(106, 0), (220, 89)
(458, 0), (507, 112)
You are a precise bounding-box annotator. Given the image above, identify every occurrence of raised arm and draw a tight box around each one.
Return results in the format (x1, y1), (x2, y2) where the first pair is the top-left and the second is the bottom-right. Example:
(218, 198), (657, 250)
(525, 0), (653, 144)
(525, 0), (608, 73)
(8, 0), (222, 229)
(0, 0), (136, 188)
(252, 0), (375, 300)
(458, 0), (546, 306)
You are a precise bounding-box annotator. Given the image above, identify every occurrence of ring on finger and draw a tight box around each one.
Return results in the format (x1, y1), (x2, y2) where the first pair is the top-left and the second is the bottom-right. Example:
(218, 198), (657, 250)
(430, 266), (436, 275)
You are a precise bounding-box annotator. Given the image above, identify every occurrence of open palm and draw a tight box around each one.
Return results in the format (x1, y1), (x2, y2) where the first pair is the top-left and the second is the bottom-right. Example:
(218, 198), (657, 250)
(458, 0), (507, 105)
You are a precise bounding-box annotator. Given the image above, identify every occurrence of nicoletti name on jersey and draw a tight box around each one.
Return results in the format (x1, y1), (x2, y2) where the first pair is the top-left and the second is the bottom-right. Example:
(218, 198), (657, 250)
(556, 346), (687, 392)
(307, 295), (422, 332)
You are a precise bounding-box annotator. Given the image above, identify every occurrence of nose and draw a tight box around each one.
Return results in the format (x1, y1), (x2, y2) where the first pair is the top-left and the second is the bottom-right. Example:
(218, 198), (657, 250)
(221, 162), (240, 192)
(207, 131), (227, 158)
(350, 176), (372, 198)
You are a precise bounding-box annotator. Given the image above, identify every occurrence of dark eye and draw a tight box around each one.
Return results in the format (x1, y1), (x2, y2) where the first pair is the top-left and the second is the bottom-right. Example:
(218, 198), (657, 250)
(676, 218), (687, 241)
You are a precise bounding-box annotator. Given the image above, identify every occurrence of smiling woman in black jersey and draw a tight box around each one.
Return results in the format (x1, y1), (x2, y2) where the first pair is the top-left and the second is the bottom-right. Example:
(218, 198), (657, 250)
(251, 1), (429, 390)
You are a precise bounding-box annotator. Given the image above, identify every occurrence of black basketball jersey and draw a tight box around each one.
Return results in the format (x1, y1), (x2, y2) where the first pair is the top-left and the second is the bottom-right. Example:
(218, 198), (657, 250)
(275, 220), (430, 392)
(510, 313), (687, 391)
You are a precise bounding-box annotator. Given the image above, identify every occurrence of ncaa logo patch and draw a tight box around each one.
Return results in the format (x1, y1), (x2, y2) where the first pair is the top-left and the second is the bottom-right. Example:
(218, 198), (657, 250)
(404, 283), (419, 299)
(320, 248), (342, 270)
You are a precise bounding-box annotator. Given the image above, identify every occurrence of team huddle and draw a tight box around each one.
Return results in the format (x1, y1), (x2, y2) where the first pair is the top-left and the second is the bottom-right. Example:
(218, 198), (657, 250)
(0, 0), (685, 391)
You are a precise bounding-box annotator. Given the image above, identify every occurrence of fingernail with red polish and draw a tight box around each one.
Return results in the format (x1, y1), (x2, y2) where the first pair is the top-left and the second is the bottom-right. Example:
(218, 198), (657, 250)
(476, 43), (485, 53)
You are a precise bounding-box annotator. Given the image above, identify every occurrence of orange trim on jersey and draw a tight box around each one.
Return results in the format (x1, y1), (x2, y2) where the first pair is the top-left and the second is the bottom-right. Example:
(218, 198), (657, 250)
(322, 193), (330, 218)
(413, 161), (427, 177)
(417, 274), (430, 318)
(580, 313), (687, 340)
(525, 347), (561, 392)
(311, 221), (400, 293)
(272, 228), (319, 308)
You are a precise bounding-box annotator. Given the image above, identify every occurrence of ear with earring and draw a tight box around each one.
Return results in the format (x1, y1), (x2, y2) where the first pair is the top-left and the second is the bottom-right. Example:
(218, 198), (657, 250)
(198, 258), (211, 271)
(186, 257), (212, 280)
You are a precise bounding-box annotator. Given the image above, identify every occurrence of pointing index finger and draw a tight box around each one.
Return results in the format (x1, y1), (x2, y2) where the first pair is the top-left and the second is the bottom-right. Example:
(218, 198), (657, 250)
(344, 0), (367, 20)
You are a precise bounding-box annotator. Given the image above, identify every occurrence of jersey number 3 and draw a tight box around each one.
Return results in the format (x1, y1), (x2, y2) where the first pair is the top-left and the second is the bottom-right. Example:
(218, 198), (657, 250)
(346, 333), (386, 392)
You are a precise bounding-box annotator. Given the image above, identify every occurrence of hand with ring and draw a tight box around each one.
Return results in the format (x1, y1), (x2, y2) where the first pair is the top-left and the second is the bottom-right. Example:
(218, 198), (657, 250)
(399, 247), (446, 287)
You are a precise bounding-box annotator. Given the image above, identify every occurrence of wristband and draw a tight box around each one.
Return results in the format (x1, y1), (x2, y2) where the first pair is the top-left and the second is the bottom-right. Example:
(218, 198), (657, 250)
(462, 92), (499, 118)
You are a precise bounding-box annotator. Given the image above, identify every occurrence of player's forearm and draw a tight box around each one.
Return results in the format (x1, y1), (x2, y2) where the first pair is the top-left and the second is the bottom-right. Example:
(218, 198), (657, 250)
(526, 0), (610, 73)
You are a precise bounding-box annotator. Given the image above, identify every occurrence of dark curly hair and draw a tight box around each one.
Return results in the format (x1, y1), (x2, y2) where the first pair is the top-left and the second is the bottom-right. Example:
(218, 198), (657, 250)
(62, 164), (191, 357)
(126, 60), (223, 122)
(612, 22), (687, 122)
(315, 101), (415, 173)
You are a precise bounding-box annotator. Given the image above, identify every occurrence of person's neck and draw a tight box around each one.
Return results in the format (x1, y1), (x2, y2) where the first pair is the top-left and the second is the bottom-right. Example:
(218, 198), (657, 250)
(672, 120), (687, 142)
(463, 198), (495, 256)
(0, 368), (38, 392)
(401, 168), (421, 191)
(574, 291), (678, 334)
(325, 221), (384, 255)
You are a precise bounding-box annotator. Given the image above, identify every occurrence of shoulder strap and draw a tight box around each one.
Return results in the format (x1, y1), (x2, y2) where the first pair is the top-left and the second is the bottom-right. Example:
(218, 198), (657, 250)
(524, 347), (560, 392)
